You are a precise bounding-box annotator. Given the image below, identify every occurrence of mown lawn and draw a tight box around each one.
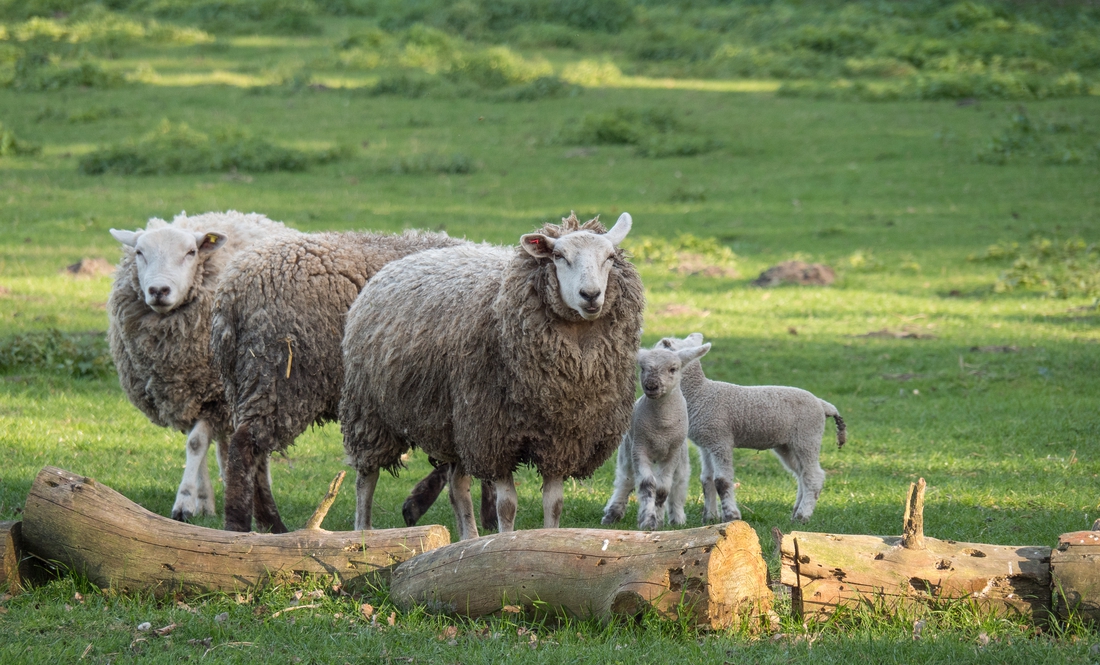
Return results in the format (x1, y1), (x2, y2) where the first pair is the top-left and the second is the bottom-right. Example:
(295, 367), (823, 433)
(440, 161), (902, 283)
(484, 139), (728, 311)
(1, 2), (1099, 662)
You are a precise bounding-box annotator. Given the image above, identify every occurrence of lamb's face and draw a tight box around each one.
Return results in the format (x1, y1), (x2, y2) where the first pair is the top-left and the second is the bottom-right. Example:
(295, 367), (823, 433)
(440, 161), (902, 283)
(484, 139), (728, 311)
(520, 212), (632, 321)
(110, 226), (227, 314)
(638, 343), (711, 399)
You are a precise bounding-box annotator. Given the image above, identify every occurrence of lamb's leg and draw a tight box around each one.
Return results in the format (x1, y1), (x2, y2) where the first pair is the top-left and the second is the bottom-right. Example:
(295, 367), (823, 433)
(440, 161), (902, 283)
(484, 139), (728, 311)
(697, 445), (719, 523)
(601, 437), (635, 525)
(223, 423), (257, 532)
(633, 447), (661, 531)
(709, 441), (741, 522)
(172, 419), (215, 521)
(446, 463), (479, 541)
(651, 450), (681, 527)
(542, 476), (564, 529)
(668, 443), (690, 526)
(774, 444), (825, 523)
(354, 467), (380, 530)
(494, 474), (518, 533)
(252, 453), (287, 534)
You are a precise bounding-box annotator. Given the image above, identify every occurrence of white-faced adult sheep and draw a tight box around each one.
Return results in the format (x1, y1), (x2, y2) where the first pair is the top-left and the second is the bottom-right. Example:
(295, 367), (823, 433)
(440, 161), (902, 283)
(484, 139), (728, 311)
(602, 342), (711, 530)
(108, 211), (291, 521)
(341, 212), (645, 540)
(659, 333), (846, 522)
(212, 229), (465, 533)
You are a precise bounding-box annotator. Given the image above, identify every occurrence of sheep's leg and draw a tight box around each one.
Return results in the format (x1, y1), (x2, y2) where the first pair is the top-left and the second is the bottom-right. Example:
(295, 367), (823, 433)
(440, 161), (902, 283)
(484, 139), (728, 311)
(698, 445), (719, 523)
(172, 420), (215, 521)
(542, 476), (564, 529)
(252, 454), (287, 534)
(354, 467), (380, 530)
(224, 423), (257, 532)
(710, 441), (741, 522)
(668, 444), (690, 526)
(401, 464), (449, 527)
(446, 464), (479, 541)
(773, 444), (825, 523)
(214, 434), (228, 482)
(494, 474), (518, 533)
(601, 438), (635, 525)
(479, 480), (498, 533)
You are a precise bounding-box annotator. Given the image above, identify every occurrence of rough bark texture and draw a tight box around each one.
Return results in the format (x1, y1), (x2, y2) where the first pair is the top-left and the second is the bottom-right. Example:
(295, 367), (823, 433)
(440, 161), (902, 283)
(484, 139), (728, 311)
(390, 522), (771, 628)
(901, 479), (926, 551)
(1051, 530), (1100, 623)
(20, 467), (450, 595)
(781, 531), (1051, 619)
(1, 520), (24, 592)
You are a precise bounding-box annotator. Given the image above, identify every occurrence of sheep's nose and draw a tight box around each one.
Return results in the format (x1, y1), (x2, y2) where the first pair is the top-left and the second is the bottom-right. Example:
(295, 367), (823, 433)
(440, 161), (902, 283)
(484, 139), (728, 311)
(579, 288), (601, 303)
(148, 285), (171, 299)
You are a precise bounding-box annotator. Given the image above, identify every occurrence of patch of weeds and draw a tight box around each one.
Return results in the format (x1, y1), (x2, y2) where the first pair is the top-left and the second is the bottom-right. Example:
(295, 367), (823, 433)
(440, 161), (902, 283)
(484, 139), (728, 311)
(666, 183), (706, 203)
(389, 152), (475, 175)
(559, 59), (622, 87)
(636, 133), (721, 158)
(79, 120), (351, 176)
(35, 105), (125, 123)
(560, 107), (718, 158)
(142, 0), (322, 35)
(971, 236), (1100, 298)
(488, 75), (578, 102)
(447, 45), (552, 89)
(846, 249), (885, 272)
(0, 329), (112, 378)
(2, 5), (213, 57)
(975, 109), (1100, 165)
(7, 54), (124, 91)
(623, 234), (738, 278)
(364, 71), (441, 98)
(0, 121), (41, 156)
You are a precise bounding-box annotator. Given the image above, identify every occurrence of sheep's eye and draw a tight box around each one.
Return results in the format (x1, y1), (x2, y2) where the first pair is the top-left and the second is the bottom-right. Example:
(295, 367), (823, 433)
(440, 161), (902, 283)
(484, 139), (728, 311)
(186, 249), (197, 257)
(135, 250), (143, 258)
(551, 251), (563, 260)
(668, 368), (676, 374)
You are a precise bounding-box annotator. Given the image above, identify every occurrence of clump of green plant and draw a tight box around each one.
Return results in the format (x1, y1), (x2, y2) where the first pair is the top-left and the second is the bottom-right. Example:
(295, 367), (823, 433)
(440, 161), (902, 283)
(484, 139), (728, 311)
(139, 0), (321, 35)
(488, 75), (577, 102)
(0, 329), (112, 378)
(623, 234), (738, 278)
(970, 236), (1100, 298)
(78, 120), (351, 175)
(0, 120), (40, 156)
(34, 105), (125, 123)
(389, 151), (474, 175)
(560, 107), (719, 159)
(975, 109), (1099, 165)
(7, 53), (124, 91)
(364, 71), (440, 97)
(667, 183), (705, 203)
(845, 248), (885, 272)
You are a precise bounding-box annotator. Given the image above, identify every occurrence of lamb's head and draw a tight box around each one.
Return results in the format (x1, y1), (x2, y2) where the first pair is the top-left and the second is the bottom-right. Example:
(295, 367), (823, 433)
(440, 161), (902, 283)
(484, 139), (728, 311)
(520, 212), (632, 321)
(110, 225), (227, 314)
(637, 343), (710, 400)
(657, 332), (705, 352)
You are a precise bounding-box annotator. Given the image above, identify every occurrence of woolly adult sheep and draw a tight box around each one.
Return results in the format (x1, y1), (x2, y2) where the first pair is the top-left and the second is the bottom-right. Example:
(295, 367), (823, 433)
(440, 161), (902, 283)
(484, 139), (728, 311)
(341, 212), (645, 541)
(108, 210), (290, 521)
(658, 333), (846, 522)
(212, 228), (465, 533)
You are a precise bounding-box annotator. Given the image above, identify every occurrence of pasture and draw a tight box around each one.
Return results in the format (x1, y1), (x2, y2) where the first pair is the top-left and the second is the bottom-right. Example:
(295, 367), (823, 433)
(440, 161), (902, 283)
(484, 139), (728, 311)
(1, 0), (1098, 662)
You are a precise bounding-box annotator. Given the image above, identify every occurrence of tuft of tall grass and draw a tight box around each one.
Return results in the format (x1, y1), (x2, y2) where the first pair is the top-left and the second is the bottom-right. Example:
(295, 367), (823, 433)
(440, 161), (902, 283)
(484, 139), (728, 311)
(560, 107), (720, 158)
(0, 329), (112, 378)
(0, 119), (39, 155)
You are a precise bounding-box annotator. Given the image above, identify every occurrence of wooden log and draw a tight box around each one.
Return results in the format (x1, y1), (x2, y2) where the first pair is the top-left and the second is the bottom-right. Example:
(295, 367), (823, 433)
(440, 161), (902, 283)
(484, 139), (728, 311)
(390, 521), (771, 628)
(901, 478), (926, 551)
(1, 520), (24, 592)
(1051, 530), (1100, 623)
(20, 466), (450, 595)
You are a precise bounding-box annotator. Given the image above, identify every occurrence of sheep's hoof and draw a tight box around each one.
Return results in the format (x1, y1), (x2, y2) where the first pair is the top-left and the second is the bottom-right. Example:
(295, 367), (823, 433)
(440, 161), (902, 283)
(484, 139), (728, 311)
(638, 516), (661, 531)
(601, 509), (623, 525)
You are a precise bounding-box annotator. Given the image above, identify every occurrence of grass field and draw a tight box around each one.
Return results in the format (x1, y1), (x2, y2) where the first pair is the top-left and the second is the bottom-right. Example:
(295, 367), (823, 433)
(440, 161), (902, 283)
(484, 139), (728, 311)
(1, 1), (1099, 662)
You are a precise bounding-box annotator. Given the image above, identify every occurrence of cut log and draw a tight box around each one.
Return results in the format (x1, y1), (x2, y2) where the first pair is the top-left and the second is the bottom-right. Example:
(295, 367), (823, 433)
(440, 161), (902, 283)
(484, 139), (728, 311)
(1051, 530), (1100, 623)
(1, 520), (24, 592)
(390, 521), (771, 628)
(20, 466), (450, 595)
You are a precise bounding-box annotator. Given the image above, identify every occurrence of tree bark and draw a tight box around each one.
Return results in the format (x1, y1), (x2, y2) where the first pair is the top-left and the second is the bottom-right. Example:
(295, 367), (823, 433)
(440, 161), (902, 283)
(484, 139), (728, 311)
(1051, 530), (1100, 623)
(1, 520), (24, 592)
(20, 466), (450, 595)
(390, 521), (771, 629)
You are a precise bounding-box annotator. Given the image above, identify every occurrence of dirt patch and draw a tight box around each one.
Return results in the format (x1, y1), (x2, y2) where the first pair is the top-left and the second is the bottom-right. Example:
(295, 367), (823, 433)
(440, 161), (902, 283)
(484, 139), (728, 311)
(62, 258), (115, 278)
(654, 303), (710, 318)
(675, 253), (739, 278)
(752, 261), (835, 287)
(856, 328), (936, 340)
(0, 285), (10, 297)
(970, 345), (1019, 353)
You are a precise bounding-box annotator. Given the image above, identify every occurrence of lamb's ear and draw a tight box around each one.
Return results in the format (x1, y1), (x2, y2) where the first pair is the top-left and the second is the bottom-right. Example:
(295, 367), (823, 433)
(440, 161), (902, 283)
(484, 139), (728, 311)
(636, 348), (650, 364)
(604, 212), (632, 247)
(686, 332), (705, 346)
(677, 343), (710, 364)
(657, 337), (674, 349)
(110, 229), (141, 247)
(195, 231), (228, 253)
(520, 233), (556, 258)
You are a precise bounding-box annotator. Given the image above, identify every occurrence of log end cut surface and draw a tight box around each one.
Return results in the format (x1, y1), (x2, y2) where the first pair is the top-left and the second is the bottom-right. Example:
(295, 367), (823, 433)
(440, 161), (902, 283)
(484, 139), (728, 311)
(1052, 530), (1100, 622)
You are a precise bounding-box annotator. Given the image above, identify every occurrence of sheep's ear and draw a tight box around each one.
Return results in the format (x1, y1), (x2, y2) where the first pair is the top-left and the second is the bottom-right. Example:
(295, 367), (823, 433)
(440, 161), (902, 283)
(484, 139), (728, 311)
(677, 343), (710, 364)
(195, 231), (228, 253)
(520, 233), (556, 258)
(110, 229), (141, 247)
(604, 212), (632, 247)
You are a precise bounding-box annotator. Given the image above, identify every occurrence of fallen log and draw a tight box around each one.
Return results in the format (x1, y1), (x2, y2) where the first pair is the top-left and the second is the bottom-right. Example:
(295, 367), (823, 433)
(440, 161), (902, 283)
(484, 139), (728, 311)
(1, 520), (24, 592)
(1052, 529), (1100, 623)
(781, 479), (1051, 620)
(21, 466), (450, 595)
(390, 521), (771, 628)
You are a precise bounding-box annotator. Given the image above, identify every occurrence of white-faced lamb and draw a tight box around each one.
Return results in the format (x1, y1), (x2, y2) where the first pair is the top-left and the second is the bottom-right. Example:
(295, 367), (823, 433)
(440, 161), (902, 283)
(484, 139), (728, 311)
(211, 229), (465, 533)
(659, 333), (846, 523)
(341, 212), (645, 540)
(601, 342), (711, 530)
(107, 211), (290, 521)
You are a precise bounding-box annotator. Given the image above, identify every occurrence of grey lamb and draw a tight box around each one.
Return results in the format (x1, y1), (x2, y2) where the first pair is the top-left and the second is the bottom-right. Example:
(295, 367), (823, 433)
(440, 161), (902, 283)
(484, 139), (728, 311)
(602, 342), (711, 530)
(108, 210), (291, 521)
(341, 212), (645, 540)
(211, 228), (464, 533)
(659, 333), (846, 523)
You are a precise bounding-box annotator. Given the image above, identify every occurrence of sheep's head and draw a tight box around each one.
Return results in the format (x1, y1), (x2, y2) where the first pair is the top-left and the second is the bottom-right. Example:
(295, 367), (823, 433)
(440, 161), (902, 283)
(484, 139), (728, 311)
(657, 332), (705, 352)
(520, 212), (632, 321)
(109, 225), (227, 314)
(637, 343), (711, 400)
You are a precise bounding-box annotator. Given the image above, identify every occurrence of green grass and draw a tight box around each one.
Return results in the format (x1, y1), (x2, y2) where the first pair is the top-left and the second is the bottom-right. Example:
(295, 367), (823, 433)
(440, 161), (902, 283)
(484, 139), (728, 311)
(1, 2), (1099, 662)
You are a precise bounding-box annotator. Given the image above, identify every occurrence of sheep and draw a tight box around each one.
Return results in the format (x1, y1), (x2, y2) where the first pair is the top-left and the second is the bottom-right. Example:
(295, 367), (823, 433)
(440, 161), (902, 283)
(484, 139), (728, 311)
(658, 333), (846, 523)
(601, 342), (712, 530)
(107, 210), (290, 521)
(341, 212), (645, 541)
(211, 228), (465, 533)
